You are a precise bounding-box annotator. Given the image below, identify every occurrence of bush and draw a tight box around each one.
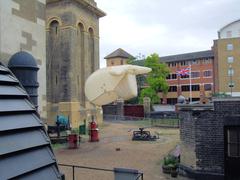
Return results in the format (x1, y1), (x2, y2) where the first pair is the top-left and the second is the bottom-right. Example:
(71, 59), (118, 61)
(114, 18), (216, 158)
(162, 154), (179, 174)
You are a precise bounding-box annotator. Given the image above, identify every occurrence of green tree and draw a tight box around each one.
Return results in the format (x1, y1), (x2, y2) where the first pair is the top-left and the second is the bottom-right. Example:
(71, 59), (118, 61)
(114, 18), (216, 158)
(139, 53), (170, 104)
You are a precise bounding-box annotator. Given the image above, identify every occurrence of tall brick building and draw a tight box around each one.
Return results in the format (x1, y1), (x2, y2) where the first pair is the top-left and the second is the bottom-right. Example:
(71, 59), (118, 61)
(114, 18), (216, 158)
(213, 19), (240, 96)
(160, 50), (214, 104)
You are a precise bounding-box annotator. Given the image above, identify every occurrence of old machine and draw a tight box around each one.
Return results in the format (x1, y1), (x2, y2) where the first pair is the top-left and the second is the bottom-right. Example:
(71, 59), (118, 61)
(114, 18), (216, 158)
(132, 127), (159, 141)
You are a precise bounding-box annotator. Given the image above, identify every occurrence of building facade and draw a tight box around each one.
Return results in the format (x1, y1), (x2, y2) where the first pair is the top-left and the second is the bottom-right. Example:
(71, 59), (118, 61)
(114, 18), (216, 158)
(159, 50), (214, 104)
(213, 19), (240, 96)
(46, 0), (105, 126)
(0, 0), (47, 120)
(105, 48), (134, 67)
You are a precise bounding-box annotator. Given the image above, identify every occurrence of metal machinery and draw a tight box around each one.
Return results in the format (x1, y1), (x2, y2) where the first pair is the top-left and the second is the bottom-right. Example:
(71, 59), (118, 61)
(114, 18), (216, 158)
(47, 115), (71, 145)
(8, 51), (39, 109)
(89, 116), (99, 142)
(132, 127), (159, 141)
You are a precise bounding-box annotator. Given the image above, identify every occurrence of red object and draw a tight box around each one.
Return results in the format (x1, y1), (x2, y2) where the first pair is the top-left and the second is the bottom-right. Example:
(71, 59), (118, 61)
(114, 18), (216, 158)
(89, 121), (99, 142)
(68, 134), (78, 149)
(124, 105), (144, 117)
(176, 67), (191, 76)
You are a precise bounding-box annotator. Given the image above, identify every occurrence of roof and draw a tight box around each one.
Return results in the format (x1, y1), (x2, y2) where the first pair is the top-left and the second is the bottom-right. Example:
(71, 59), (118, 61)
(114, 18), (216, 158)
(8, 51), (38, 69)
(131, 50), (214, 66)
(0, 64), (62, 179)
(47, 0), (106, 17)
(219, 19), (240, 33)
(160, 50), (214, 63)
(104, 48), (134, 59)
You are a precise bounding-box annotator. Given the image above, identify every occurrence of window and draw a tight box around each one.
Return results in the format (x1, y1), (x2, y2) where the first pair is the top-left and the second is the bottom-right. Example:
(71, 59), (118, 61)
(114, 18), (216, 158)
(191, 85), (200, 91)
(227, 44), (233, 51)
(169, 62), (176, 67)
(171, 74), (177, 79)
(121, 59), (123, 65)
(50, 20), (59, 35)
(204, 84), (212, 91)
(227, 129), (240, 157)
(191, 71), (200, 78)
(203, 70), (212, 77)
(227, 31), (232, 38)
(228, 68), (234, 76)
(167, 98), (177, 105)
(192, 60), (199, 64)
(203, 58), (212, 64)
(180, 61), (190, 66)
(181, 74), (189, 79)
(168, 86), (177, 92)
(166, 74), (177, 80)
(229, 82), (235, 88)
(181, 85), (190, 91)
(192, 98), (200, 102)
(227, 56), (234, 63)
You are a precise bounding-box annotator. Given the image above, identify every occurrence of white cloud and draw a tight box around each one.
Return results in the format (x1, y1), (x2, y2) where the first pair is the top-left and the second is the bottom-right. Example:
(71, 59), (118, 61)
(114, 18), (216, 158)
(96, 0), (240, 67)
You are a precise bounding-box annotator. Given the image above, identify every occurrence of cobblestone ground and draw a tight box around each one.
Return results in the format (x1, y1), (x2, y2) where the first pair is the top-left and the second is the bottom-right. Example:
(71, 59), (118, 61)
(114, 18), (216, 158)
(54, 121), (189, 180)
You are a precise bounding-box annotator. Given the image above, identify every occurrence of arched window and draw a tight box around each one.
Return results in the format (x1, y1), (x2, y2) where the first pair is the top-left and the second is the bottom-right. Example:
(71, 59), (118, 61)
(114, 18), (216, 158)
(50, 20), (59, 35)
(77, 23), (84, 35)
(47, 20), (60, 103)
(78, 23), (85, 104)
(88, 28), (95, 73)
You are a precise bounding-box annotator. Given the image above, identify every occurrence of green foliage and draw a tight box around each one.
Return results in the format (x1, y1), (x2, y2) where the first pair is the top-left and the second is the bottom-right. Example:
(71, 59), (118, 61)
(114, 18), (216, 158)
(139, 53), (170, 104)
(163, 155), (179, 166)
(127, 57), (136, 64)
(139, 87), (159, 104)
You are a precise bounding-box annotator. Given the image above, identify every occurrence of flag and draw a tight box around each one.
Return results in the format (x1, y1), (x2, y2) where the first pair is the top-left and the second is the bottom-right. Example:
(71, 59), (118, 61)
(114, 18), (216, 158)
(176, 67), (191, 76)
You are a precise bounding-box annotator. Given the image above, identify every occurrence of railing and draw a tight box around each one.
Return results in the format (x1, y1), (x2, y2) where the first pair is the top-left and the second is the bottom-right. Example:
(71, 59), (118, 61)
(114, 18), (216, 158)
(103, 115), (180, 128)
(58, 163), (143, 180)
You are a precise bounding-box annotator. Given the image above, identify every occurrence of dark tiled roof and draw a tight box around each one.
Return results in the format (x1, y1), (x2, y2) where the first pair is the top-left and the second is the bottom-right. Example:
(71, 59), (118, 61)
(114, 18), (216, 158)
(0, 64), (62, 180)
(160, 50), (214, 63)
(131, 50), (214, 66)
(104, 48), (134, 59)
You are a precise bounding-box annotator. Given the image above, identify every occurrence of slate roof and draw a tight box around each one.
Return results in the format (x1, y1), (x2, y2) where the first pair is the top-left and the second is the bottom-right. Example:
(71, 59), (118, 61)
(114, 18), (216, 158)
(132, 50), (214, 65)
(0, 64), (63, 180)
(104, 48), (134, 59)
(160, 50), (214, 63)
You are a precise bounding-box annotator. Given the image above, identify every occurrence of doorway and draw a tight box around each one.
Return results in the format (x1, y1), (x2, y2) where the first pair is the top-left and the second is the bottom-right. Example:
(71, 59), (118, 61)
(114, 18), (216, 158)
(224, 126), (240, 180)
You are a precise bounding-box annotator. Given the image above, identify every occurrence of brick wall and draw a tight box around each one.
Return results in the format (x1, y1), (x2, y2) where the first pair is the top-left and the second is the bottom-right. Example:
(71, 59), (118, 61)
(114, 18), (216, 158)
(178, 98), (240, 178)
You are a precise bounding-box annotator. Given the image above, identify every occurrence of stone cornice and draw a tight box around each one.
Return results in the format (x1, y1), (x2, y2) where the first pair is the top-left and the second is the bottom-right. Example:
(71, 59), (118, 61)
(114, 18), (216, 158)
(47, 0), (106, 17)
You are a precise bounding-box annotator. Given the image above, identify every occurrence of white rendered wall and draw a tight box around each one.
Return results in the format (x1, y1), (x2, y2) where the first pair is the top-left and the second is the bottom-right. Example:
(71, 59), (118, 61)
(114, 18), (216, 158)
(0, 0), (47, 120)
(219, 20), (240, 39)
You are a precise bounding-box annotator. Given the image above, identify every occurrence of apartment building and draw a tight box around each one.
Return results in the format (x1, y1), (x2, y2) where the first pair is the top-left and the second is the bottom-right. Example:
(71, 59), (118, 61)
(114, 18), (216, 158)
(213, 19), (240, 96)
(159, 50), (214, 104)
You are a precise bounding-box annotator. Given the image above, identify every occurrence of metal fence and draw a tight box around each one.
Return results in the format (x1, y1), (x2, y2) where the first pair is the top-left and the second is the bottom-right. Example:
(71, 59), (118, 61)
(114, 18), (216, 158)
(58, 163), (143, 180)
(103, 115), (179, 128)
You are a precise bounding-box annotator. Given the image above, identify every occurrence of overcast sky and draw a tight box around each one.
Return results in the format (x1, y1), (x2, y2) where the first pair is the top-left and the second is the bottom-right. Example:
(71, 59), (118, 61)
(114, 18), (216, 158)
(95, 0), (240, 67)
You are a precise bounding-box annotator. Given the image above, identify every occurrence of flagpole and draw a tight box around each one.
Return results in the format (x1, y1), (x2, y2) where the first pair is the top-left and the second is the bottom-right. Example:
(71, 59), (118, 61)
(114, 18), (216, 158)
(189, 64), (192, 103)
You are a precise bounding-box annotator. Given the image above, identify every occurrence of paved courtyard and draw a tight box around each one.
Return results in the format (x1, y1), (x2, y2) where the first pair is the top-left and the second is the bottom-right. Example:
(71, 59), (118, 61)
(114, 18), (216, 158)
(54, 121), (184, 180)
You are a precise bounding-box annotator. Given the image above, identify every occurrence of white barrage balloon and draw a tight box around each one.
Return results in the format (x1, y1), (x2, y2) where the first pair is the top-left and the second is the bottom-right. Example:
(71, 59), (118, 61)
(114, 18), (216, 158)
(85, 65), (152, 106)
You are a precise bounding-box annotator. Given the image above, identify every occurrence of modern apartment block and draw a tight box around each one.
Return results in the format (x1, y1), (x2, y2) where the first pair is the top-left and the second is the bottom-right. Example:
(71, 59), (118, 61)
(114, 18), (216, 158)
(159, 50), (214, 104)
(213, 19), (240, 96)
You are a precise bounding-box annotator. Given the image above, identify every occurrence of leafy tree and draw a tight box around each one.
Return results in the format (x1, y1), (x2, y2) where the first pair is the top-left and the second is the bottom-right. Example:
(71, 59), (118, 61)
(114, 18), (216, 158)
(139, 53), (170, 104)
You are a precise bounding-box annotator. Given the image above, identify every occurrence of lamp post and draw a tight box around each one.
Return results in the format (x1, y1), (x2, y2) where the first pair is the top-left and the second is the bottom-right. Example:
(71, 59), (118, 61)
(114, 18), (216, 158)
(229, 64), (233, 97)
